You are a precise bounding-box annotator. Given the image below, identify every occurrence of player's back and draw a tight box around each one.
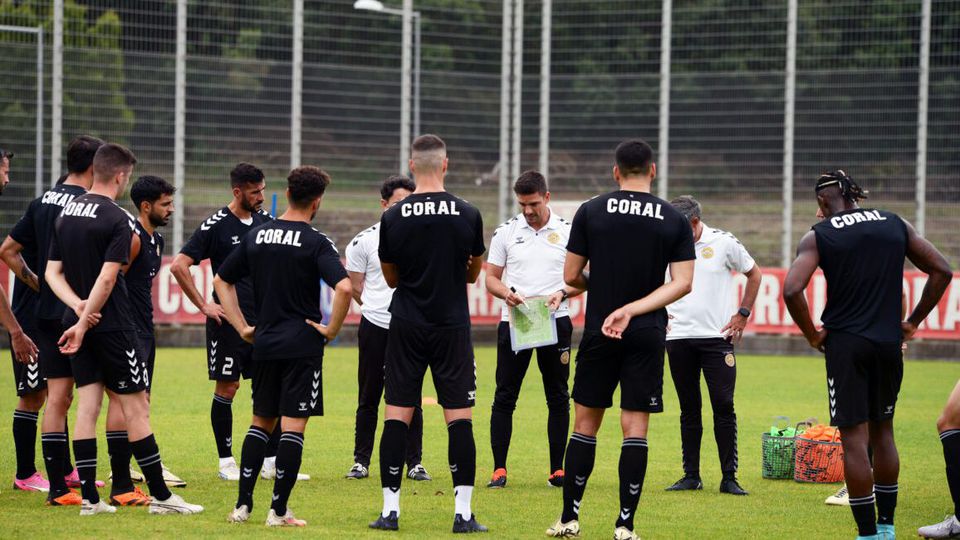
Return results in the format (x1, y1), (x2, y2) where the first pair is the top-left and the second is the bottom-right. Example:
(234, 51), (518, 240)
(51, 193), (135, 332)
(568, 190), (694, 333)
(379, 191), (485, 328)
(813, 208), (907, 343)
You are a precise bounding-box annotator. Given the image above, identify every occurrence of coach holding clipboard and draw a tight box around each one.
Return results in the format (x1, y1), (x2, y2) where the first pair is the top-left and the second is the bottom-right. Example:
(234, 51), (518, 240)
(484, 171), (584, 490)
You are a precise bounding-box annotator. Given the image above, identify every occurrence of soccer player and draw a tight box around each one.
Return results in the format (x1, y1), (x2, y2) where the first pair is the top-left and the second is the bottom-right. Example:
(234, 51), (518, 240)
(918, 379), (960, 538)
(121, 175), (185, 488)
(170, 163), (273, 480)
(663, 195), (760, 496)
(344, 175), (432, 482)
(485, 170), (582, 489)
(0, 147), (44, 491)
(0, 135), (105, 505)
(784, 170), (951, 540)
(546, 139), (695, 540)
(216, 166), (351, 527)
(45, 142), (203, 515)
(369, 134), (488, 533)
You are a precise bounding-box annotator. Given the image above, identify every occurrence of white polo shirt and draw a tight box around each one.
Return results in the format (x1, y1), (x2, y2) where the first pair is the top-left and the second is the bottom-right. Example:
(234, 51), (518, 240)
(666, 224), (755, 340)
(345, 222), (393, 329)
(487, 209), (571, 322)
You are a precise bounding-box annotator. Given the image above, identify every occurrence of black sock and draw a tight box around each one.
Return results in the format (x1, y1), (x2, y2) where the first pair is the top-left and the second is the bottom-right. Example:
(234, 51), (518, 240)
(849, 494), (877, 536)
(211, 394), (234, 459)
(562, 433), (597, 523)
(941, 429), (960, 517)
(448, 419), (476, 487)
(41, 432), (68, 496)
(490, 407), (512, 471)
(73, 438), (99, 503)
(12, 410), (39, 480)
(271, 432), (304, 516)
(616, 438), (648, 531)
(406, 405), (424, 468)
(237, 425), (269, 511)
(265, 423), (280, 459)
(62, 419), (74, 473)
(380, 419), (408, 491)
(106, 430), (134, 495)
(547, 403), (570, 473)
(131, 434), (172, 500)
(874, 483), (897, 526)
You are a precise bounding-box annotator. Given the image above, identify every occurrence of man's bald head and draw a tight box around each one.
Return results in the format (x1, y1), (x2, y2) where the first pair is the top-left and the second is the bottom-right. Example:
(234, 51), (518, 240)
(410, 134), (447, 174)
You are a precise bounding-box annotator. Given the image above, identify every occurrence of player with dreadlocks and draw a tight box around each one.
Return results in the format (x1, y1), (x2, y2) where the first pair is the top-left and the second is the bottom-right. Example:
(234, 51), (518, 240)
(784, 170), (952, 540)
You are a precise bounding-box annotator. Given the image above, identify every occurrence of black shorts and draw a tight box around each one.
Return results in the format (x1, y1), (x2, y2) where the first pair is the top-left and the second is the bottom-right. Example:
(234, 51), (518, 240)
(251, 355), (324, 418)
(824, 331), (903, 428)
(11, 327), (46, 396)
(37, 319), (73, 380)
(138, 333), (156, 391)
(384, 317), (477, 409)
(572, 328), (666, 412)
(72, 330), (148, 395)
(206, 319), (252, 381)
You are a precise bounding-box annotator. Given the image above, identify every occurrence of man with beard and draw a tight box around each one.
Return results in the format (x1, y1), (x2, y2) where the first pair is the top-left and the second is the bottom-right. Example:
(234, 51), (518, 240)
(170, 163), (275, 480)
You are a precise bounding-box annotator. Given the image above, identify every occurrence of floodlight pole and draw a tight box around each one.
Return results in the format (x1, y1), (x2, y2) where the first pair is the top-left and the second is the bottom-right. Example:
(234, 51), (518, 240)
(658, 0), (671, 200)
(781, 0), (798, 268)
(291, 0), (304, 169)
(52, 0), (63, 184)
(0, 25), (44, 196)
(173, 0), (187, 252)
(916, 0), (931, 237)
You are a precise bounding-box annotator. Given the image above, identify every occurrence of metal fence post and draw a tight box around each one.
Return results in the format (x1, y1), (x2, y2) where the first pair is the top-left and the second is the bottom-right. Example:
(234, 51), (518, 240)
(51, 0), (63, 184)
(539, 0), (551, 179)
(781, 0), (797, 268)
(510, 0), (523, 184)
(657, 0), (671, 199)
(173, 0), (187, 252)
(916, 0), (931, 236)
(35, 26), (43, 196)
(498, 0), (513, 224)
(399, 0), (413, 175)
(291, 0), (303, 170)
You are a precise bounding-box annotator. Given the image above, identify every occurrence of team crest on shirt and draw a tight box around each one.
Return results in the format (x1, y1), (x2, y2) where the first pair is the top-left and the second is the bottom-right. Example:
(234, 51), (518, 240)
(560, 350), (570, 365)
(701, 247), (715, 259)
(231, 235), (240, 245)
(724, 353), (736, 367)
(547, 232), (561, 245)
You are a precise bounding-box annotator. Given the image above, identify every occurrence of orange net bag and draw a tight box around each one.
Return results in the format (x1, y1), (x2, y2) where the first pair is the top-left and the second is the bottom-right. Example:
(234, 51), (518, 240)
(794, 424), (844, 483)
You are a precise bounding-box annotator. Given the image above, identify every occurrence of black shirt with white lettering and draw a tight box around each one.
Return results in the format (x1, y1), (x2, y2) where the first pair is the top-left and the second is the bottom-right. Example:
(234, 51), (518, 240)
(48, 193), (136, 333)
(379, 191), (485, 328)
(9, 184), (86, 322)
(7, 212), (39, 330)
(217, 219), (348, 361)
(813, 208), (907, 343)
(180, 206), (272, 322)
(567, 190), (695, 333)
(126, 221), (164, 335)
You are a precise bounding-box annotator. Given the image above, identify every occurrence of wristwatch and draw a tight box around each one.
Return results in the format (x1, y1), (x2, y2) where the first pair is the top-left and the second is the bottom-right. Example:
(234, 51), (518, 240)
(559, 289), (570, 302)
(737, 307), (751, 318)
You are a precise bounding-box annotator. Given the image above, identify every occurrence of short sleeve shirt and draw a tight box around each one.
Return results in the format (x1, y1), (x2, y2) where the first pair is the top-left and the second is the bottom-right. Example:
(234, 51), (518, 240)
(567, 190), (695, 333)
(345, 222), (393, 329)
(125, 221), (164, 335)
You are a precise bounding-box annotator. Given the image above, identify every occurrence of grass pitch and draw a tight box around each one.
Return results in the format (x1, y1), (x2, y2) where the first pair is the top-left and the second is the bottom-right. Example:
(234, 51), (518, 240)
(0, 346), (955, 538)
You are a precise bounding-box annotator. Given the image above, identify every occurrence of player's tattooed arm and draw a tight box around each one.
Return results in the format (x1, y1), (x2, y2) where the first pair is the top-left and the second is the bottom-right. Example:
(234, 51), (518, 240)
(0, 236), (39, 292)
(171, 253), (225, 324)
(212, 275), (252, 342)
(0, 285), (37, 364)
(902, 218), (952, 340)
(784, 231), (826, 351)
(306, 277), (352, 341)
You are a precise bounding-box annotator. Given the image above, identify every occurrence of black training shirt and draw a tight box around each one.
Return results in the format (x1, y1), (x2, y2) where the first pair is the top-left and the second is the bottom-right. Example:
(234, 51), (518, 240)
(126, 221), (164, 335)
(9, 183), (87, 322)
(379, 191), (485, 328)
(567, 190), (695, 333)
(48, 193), (136, 333)
(813, 208), (907, 343)
(180, 206), (272, 322)
(217, 219), (348, 361)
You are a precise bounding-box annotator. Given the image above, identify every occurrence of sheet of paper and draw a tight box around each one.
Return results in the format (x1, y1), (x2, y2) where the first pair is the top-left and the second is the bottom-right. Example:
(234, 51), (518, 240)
(508, 296), (559, 352)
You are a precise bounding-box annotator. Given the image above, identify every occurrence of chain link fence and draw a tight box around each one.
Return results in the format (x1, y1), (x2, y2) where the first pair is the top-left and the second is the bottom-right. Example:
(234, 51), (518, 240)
(0, 0), (957, 267)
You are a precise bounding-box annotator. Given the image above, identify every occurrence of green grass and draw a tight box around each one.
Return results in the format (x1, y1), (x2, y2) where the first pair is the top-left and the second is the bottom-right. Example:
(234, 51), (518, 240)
(0, 348), (955, 538)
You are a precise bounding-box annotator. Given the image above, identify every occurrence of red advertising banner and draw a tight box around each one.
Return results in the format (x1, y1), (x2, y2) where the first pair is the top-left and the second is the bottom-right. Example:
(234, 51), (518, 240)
(7, 258), (956, 339)
(144, 258), (959, 340)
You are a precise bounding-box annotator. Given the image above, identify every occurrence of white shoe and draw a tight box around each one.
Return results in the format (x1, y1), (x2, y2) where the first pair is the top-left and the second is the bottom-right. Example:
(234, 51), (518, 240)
(345, 462), (369, 479)
(219, 460), (240, 481)
(162, 464), (186, 488)
(824, 484), (850, 506)
(266, 508), (306, 527)
(149, 492), (204, 515)
(227, 504), (250, 523)
(546, 517), (580, 537)
(261, 462), (310, 481)
(613, 526), (640, 540)
(107, 467), (145, 483)
(918, 515), (960, 539)
(80, 499), (117, 516)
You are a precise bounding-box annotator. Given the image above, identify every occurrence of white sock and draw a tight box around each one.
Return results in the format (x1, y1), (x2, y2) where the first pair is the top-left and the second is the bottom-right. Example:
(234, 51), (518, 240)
(454, 485), (473, 520)
(219, 456), (236, 468)
(262, 456), (277, 470)
(382, 487), (400, 518)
